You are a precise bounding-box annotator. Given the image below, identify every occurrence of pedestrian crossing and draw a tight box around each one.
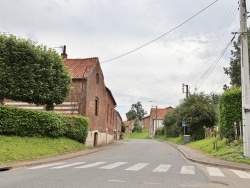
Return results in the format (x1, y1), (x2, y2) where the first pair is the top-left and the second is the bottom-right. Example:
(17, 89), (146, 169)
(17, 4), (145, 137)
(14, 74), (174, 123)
(27, 161), (250, 179)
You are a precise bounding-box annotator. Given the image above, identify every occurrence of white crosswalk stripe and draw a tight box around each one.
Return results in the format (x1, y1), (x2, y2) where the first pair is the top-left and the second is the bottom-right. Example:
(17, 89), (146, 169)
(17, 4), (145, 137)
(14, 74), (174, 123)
(206, 167), (225, 177)
(153, 164), (171, 172)
(28, 162), (66, 169)
(125, 163), (149, 171)
(26, 161), (249, 180)
(75, 162), (106, 169)
(230, 169), (250, 179)
(180, 166), (195, 174)
(50, 162), (86, 169)
(100, 162), (128, 169)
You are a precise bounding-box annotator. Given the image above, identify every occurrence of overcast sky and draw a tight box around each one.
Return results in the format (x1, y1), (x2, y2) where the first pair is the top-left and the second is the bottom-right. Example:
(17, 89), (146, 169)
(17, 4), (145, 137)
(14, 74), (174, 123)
(0, 0), (248, 120)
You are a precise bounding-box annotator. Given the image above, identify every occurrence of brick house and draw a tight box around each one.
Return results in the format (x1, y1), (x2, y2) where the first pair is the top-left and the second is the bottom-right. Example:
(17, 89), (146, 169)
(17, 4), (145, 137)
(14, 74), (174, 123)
(114, 110), (122, 140)
(149, 106), (174, 138)
(140, 115), (150, 130)
(62, 47), (120, 147)
(3, 46), (121, 147)
(124, 120), (134, 134)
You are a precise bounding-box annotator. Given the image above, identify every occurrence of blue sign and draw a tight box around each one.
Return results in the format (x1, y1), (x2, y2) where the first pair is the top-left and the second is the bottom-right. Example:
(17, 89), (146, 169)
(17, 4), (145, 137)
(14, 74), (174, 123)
(182, 121), (186, 126)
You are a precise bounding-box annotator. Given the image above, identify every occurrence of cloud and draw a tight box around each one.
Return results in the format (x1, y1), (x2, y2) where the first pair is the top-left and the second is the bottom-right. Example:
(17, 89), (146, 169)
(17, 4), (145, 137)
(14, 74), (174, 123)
(0, 0), (242, 120)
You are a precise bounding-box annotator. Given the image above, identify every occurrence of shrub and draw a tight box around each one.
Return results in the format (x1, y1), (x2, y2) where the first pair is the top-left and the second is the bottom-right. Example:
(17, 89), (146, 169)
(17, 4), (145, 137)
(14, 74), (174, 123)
(154, 127), (164, 137)
(62, 115), (89, 143)
(0, 105), (89, 143)
(219, 86), (241, 137)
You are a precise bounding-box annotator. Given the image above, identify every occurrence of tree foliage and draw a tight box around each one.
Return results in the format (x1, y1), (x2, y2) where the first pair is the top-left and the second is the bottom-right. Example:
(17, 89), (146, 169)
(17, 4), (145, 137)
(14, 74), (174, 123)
(223, 29), (250, 87)
(132, 117), (142, 132)
(0, 34), (72, 110)
(164, 92), (217, 140)
(126, 101), (147, 121)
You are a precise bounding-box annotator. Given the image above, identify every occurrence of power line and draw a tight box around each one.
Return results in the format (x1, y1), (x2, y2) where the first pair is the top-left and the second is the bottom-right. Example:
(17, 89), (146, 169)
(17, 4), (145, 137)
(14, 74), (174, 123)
(101, 0), (218, 64)
(188, 0), (238, 88)
(196, 34), (236, 89)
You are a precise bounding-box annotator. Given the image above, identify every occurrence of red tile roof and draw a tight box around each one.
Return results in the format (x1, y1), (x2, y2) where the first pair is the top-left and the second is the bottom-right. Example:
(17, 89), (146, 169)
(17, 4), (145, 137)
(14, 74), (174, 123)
(124, 120), (134, 127)
(65, 58), (98, 79)
(150, 106), (174, 119)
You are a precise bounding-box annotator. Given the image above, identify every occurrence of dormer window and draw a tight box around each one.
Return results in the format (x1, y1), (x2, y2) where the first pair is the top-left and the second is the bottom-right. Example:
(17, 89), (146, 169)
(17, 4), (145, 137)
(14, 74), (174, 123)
(96, 73), (99, 84)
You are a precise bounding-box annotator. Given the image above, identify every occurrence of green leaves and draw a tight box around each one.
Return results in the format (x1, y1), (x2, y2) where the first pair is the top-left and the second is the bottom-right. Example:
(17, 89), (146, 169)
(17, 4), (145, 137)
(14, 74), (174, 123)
(0, 105), (89, 143)
(164, 92), (217, 140)
(0, 34), (72, 107)
(219, 86), (241, 136)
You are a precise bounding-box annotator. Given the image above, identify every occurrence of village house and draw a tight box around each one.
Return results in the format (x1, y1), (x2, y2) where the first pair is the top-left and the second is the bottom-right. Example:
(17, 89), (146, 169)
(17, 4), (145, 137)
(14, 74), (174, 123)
(149, 106), (174, 138)
(140, 115), (150, 130)
(124, 120), (134, 134)
(62, 46), (121, 147)
(4, 46), (122, 147)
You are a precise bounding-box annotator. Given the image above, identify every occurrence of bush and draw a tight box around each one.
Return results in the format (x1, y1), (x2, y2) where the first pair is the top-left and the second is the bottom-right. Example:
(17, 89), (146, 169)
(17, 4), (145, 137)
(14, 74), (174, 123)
(62, 115), (90, 143)
(154, 127), (164, 137)
(0, 105), (89, 143)
(219, 86), (241, 137)
(133, 124), (142, 132)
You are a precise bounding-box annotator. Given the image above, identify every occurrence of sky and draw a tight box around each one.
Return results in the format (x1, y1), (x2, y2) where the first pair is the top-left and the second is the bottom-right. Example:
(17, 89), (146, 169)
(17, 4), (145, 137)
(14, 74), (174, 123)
(0, 0), (248, 120)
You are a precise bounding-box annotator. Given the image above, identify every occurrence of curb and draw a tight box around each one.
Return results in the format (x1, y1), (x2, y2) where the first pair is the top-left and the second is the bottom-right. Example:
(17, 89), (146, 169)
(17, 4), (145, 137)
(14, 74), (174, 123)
(168, 142), (250, 172)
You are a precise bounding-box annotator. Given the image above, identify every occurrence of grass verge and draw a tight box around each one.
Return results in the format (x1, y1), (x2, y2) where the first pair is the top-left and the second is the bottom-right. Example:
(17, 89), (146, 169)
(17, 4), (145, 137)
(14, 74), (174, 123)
(123, 131), (149, 139)
(0, 135), (85, 165)
(188, 137), (250, 165)
(155, 135), (250, 165)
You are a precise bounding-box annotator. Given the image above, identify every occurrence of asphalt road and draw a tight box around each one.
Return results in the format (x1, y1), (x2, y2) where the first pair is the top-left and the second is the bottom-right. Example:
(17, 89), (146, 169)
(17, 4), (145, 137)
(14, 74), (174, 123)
(0, 139), (249, 188)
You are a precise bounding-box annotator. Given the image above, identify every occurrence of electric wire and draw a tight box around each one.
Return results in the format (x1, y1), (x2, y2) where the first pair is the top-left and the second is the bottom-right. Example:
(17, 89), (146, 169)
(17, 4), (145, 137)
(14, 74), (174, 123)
(188, 0), (237, 85)
(101, 0), (218, 63)
(196, 34), (236, 89)
(189, 1), (238, 90)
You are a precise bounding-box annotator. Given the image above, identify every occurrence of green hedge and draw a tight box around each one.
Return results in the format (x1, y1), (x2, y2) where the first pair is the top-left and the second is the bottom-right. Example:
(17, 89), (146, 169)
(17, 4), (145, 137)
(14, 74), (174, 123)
(0, 105), (89, 143)
(219, 86), (242, 136)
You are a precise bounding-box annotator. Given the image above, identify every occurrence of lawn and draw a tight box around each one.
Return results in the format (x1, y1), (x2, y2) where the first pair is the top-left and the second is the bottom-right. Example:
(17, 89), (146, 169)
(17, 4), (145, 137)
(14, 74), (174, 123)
(0, 135), (85, 165)
(123, 131), (149, 139)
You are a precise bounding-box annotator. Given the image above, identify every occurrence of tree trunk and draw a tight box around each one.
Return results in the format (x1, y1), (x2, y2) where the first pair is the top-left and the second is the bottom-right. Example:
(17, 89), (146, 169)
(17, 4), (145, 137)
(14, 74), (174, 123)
(45, 102), (54, 111)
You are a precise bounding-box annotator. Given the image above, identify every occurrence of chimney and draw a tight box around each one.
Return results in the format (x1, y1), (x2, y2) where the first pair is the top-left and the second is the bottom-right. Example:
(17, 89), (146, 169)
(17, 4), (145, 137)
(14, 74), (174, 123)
(61, 45), (68, 59)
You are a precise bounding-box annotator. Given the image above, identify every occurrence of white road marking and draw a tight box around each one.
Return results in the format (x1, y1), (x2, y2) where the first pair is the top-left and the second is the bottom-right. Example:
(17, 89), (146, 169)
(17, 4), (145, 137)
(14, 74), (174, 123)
(180, 166), (195, 174)
(230, 169), (250, 179)
(75, 162), (106, 169)
(206, 167), (225, 177)
(143, 182), (162, 185)
(28, 162), (66, 169)
(50, 162), (86, 169)
(153, 164), (171, 172)
(125, 163), (149, 171)
(108, 180), (126, 183)
(100, 162), (128, 169)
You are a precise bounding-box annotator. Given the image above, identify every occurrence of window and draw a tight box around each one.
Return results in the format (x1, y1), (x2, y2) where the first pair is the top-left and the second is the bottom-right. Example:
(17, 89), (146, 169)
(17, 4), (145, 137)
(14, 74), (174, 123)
(95, 97), (98, 116)
(96, 73), (99, 84)
(107, 104), (109, 121)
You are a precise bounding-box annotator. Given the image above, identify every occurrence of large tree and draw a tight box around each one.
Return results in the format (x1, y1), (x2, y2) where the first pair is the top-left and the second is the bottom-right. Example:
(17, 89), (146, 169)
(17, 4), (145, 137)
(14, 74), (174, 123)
(164, 92), (217, 140)
(126, 101), (147, 121)
(223, 29), (250, 87)
(0, 34), (72, 110)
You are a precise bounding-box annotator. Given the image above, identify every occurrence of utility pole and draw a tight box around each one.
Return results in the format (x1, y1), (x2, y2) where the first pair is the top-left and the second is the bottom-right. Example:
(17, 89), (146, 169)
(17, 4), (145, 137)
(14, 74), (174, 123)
(240, 0), (250, 157)
(182, 83), (189, 98)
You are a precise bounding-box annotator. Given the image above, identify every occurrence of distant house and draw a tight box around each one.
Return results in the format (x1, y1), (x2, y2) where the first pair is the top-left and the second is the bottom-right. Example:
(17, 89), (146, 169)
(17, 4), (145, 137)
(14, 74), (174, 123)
(114, 110), (122, 140)
(149, 106), (174, 138)
(124, 120), (134, 134)
(140, 115), (150, 130)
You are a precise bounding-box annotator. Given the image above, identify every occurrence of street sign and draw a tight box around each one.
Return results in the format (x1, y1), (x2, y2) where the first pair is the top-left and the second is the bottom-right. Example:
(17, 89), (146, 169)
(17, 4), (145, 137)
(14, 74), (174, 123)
(182, 121), (186, 127)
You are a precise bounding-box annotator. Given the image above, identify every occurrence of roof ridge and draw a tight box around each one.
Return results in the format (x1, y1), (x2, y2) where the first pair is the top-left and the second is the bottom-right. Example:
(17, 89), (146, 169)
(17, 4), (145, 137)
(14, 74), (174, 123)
(67, 57), (98, 60)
